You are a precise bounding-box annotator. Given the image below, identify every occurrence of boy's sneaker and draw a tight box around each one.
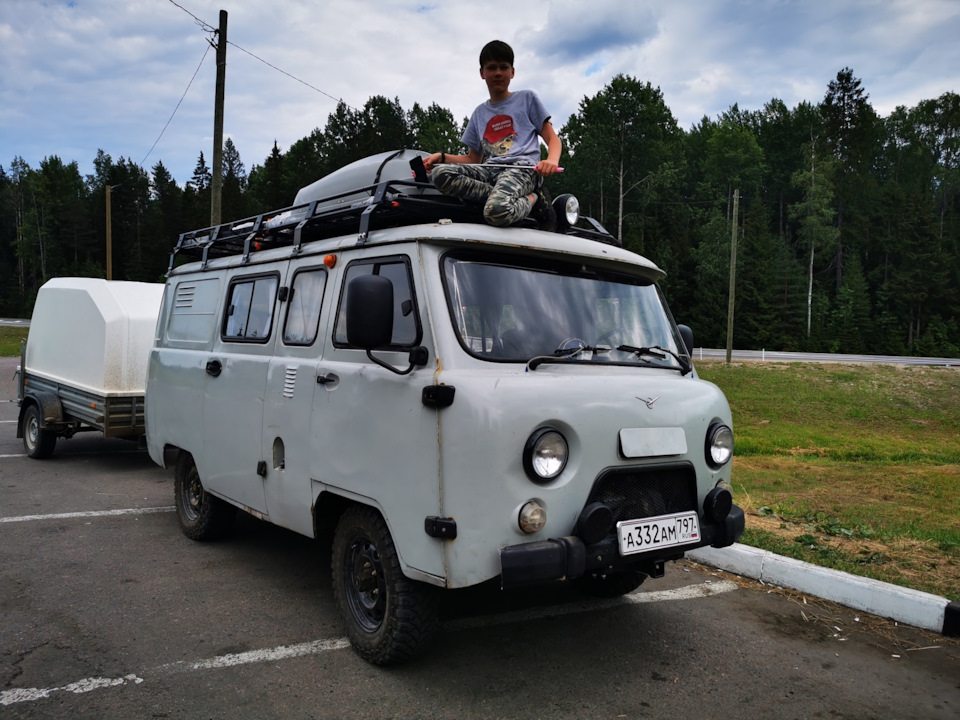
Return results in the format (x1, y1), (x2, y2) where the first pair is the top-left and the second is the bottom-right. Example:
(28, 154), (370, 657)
(530, 186), (557, 232)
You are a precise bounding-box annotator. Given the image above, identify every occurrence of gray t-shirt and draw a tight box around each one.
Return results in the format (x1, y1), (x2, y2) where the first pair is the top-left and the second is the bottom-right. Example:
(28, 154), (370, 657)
(462, 90), (550, 166)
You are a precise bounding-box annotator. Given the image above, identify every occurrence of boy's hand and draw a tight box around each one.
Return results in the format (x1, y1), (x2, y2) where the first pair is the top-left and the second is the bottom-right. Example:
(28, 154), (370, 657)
(422, 153), (443, 173)
(536, 160), (560, 176)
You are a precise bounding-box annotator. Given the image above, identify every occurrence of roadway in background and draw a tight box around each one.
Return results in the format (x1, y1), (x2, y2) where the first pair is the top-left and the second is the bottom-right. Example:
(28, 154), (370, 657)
(694, 348), (960, 366)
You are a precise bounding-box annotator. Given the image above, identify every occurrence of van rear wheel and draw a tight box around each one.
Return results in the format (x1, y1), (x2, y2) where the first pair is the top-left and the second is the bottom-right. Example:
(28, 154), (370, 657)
(332, 506), (438, 665)
(174, 452), (235, 541)
(23, 404), (56, 459)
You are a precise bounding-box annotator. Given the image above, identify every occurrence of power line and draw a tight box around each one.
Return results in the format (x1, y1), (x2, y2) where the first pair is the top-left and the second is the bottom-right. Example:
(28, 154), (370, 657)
(142, 0), (354, 176)
(166, 0), (215, 32)
(165, 0), (351, 110)
(140, 41), (213, 170)
(226, 41), (353, 110)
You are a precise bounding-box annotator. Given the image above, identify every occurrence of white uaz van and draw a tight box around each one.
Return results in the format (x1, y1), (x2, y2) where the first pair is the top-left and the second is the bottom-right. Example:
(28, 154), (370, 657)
(146, 150), (744, 665)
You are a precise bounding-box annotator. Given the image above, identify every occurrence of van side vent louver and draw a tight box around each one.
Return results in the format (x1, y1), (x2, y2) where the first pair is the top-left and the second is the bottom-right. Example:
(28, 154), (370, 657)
(283, 367), (297, 398)
(175, 285), (196, 310)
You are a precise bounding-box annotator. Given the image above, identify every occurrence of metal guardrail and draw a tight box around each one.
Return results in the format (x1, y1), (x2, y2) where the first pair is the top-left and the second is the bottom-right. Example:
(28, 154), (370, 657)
(694, 348), (960, 367)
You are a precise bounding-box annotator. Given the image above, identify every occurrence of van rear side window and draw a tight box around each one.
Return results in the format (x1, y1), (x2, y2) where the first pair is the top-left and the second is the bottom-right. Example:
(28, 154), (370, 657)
(283, 268), (327, 345)
(223, 274), (279, 341)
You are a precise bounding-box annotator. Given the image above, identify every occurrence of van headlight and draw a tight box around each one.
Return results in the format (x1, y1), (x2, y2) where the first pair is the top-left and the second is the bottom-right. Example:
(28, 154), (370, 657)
(706, 423), (734, 468)
(523, 427), (568, 482)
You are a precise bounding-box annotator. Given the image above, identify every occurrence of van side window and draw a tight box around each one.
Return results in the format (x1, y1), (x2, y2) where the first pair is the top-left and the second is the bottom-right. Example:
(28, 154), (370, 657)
(283, 268), (327, 345)
(334, 258), (420, 347)
(223, 275), (279, 341)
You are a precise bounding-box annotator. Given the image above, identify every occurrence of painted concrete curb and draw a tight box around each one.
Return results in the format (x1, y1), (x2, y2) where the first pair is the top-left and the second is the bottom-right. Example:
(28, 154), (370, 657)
(687, 543), (960, 637)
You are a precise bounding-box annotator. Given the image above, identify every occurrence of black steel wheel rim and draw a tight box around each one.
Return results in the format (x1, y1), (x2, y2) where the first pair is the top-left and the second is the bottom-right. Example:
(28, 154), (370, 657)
(181, 469), (203, 521)
(344, 537), (387, 633)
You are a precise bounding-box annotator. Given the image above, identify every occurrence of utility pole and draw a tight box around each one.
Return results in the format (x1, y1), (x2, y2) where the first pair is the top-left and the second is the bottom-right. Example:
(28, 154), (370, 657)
(725, 189), (739, 364)
(106, 184), (114, 280)
(210, 9), (227, 227)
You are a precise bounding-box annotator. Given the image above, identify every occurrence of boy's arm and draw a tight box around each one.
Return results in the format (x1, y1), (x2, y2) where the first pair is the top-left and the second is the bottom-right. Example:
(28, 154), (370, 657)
(536, 121), (562, 176)
(423, 148), (482, 173)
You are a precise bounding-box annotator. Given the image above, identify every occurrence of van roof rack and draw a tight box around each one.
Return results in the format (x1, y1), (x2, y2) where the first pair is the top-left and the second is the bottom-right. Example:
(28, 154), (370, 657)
(167, 152), (619, 273)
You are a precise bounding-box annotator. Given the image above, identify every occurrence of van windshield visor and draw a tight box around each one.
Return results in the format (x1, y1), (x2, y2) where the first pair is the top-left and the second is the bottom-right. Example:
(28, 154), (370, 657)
(442, 253), (687, 370)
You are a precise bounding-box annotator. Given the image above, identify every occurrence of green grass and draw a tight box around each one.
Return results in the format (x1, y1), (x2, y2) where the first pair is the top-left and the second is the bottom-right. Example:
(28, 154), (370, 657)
(698, 361), (960, 601)
(0, 326), (28, 357)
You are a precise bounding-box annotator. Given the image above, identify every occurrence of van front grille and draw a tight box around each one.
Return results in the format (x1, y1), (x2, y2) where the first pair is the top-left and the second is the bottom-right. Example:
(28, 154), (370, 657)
(586, 464), (698, 525)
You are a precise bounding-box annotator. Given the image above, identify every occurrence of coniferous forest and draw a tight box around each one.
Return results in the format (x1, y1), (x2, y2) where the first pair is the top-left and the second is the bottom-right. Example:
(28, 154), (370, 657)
(2, 68), (958, 356)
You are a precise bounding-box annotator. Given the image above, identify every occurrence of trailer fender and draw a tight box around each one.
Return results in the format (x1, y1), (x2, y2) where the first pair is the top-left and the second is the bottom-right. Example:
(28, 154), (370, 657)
(17, 390), (63, 439)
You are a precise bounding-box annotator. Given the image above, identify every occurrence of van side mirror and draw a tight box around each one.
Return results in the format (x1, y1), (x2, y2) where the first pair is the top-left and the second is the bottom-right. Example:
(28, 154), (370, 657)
(677, 324), (694, 356)
(346, 274), (394, 350)
(345, 274), (428, 376)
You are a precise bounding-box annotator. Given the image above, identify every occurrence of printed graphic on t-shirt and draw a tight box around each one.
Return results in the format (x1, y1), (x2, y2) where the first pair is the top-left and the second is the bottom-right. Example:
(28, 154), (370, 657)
(482, 114), (516, 159)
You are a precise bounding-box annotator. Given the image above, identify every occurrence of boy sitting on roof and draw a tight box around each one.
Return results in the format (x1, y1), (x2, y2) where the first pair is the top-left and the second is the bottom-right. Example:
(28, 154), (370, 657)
(422, 40), (561, 231)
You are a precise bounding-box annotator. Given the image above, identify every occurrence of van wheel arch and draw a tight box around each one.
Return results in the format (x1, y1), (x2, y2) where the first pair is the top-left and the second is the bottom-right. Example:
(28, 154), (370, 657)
(312, 491), (354, 541)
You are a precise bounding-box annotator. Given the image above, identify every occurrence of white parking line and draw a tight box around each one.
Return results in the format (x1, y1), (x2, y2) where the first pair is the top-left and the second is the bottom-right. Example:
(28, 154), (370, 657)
(0, 453), (26, 458)
(0, 580), (737, 706)
(159, 638), (353, 672)
(0, 506), (175, 523)
(1, 676), (145, 705)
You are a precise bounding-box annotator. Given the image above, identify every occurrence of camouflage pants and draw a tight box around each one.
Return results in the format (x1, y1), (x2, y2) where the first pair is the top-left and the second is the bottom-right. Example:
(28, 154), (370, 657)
(432, 164), (539, 227)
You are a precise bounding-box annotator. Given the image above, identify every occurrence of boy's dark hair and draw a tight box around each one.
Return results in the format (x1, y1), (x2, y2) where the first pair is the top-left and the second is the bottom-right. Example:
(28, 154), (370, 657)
(479, 40), (514, 67)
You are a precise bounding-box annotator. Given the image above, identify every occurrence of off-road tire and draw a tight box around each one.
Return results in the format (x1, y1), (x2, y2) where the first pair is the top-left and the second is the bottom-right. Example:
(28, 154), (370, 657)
(332, 506), (439, 665)
(174, 452), (235, 541)
(573, 570), (646, 598)
(22, 404), (56, 459)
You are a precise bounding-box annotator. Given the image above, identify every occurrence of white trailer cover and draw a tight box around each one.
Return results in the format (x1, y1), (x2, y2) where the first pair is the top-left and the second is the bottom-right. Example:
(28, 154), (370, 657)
(26, 278), (164, 396)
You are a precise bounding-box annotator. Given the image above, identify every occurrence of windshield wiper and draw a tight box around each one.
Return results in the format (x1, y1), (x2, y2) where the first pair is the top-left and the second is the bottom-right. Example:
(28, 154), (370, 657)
(527, 344), (611, 371)
(617, 345), (691, 375)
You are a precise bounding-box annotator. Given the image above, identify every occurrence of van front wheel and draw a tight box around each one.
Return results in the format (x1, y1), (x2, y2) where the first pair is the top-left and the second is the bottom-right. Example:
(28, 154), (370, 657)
(174, 453), (235, 541)
(332, 506), (438, 665)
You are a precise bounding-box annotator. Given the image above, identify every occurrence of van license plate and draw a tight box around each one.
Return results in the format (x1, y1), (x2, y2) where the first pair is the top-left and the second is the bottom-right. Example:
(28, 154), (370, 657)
(617, 512), (700, 556)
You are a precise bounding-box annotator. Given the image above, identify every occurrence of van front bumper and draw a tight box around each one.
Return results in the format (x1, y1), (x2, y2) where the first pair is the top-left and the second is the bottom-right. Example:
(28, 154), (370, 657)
(499, 504), (745, 589)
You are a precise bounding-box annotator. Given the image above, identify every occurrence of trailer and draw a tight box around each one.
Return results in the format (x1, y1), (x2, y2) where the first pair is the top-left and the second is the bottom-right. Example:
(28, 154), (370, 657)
(17, 277), (164, 458)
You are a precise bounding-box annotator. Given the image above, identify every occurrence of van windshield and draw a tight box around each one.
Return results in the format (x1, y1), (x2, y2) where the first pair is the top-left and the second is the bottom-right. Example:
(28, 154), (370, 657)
(442, 252), (687, 369)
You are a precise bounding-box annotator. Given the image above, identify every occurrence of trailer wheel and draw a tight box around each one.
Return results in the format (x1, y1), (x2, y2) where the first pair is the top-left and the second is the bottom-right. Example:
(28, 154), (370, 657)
(22, 404), (56, 459)
(573, 570), (645, 598)
(332, 506), (438, 665)
(174, 453), (235, 541)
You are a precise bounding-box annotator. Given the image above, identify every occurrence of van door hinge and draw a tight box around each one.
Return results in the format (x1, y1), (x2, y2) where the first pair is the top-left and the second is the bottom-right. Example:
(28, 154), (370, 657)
(424, 516), (457, 539)
(256, 461), (267, 477)
(422, 385), (455, 408)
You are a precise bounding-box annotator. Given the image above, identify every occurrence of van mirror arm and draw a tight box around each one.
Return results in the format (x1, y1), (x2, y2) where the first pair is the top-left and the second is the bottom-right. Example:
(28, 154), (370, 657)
(365, 346), (429, 376)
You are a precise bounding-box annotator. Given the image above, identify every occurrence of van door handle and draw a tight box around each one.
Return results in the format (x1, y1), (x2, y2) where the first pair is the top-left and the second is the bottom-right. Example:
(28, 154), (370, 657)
(206, 359), (222, 377)
(316, 372), (337, 385)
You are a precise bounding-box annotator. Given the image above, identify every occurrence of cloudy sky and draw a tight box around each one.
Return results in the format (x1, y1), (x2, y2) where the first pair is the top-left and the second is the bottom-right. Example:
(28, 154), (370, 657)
(2, 0), (959, 188)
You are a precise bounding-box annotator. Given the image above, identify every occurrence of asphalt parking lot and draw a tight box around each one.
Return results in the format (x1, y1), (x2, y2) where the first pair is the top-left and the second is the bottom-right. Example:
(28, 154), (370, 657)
(2, 355), (959, 719)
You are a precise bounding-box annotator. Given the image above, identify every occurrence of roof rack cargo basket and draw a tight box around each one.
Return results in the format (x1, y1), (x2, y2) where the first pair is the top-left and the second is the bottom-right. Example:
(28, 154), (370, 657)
(167, 149), (618, 272)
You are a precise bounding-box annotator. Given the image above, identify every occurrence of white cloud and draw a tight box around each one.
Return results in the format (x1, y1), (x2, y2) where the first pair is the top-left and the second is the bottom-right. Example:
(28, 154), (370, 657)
(1, 0), (958, 186)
